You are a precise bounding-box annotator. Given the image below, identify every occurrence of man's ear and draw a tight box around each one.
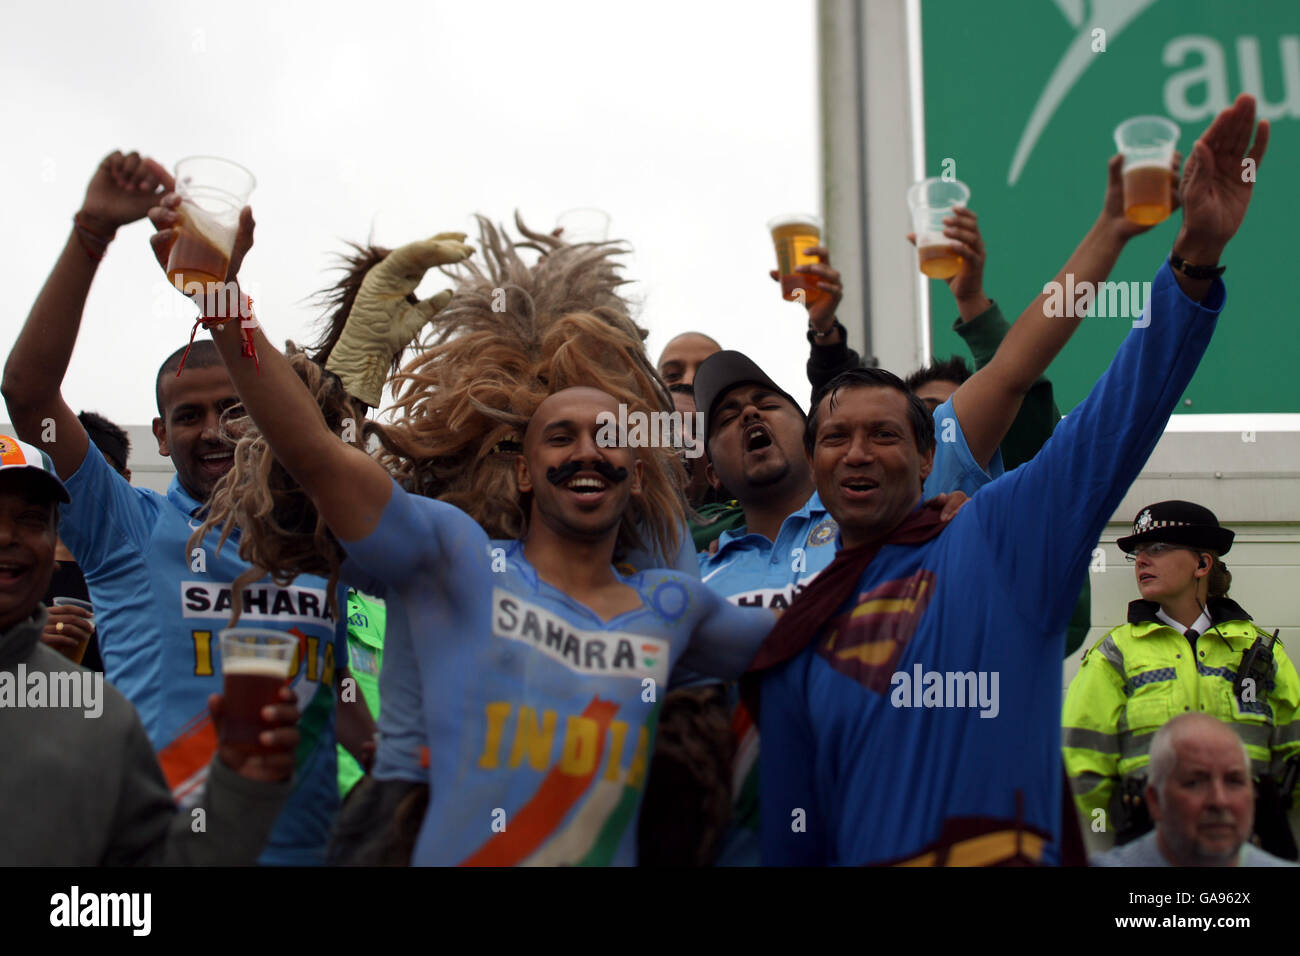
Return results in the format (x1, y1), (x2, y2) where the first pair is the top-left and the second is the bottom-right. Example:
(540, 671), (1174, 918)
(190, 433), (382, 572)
(1145, 783), (1163, 823)
(123, 467), (133, 483)
(151, 417), (169, 457)
(705, 461), (722, 491)
(920, 444), (935, 482)
(515, 451), (532, 494)
(630, 458), (644, 496)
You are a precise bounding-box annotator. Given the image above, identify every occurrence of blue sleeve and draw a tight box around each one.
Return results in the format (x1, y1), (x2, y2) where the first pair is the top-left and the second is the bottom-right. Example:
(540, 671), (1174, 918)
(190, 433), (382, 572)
(58, 437), (156, 574)
(619, 518), (699, 577)
(759, 657), (827, 865)
(675, 580), (774, 680)
(970, 261), (1225, 630)
(340, 476), (489, 590)
(923, 396), (1004, 498)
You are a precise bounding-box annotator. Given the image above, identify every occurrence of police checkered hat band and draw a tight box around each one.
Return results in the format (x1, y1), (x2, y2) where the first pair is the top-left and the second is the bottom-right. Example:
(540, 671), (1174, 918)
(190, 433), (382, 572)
(1116, 500), (1233, 556)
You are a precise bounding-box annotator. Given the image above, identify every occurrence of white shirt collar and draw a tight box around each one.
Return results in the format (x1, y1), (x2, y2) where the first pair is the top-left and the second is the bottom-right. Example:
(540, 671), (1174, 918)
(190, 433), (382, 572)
(1155, 606), (1213, 636)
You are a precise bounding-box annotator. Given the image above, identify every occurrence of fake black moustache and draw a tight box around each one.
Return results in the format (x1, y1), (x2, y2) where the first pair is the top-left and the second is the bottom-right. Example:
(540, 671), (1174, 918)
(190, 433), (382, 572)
(546, 460), (630, 485)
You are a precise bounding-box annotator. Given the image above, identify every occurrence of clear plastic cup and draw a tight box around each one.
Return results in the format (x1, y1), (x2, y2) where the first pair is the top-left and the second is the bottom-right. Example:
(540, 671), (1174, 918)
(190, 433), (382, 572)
(767, 213), (826, 306)
(166, 156), (257, 293)
(906, 178), (970, 280)
(555, 207), (612, 243)
(1113, 116), (1179, 226)
(218, 628), (296, 755)
(52, 596), (94, 664)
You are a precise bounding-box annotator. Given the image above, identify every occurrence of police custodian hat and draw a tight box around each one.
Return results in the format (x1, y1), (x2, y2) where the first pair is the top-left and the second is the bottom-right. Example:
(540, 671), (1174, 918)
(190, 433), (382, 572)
(1116, 500), (1234, 556)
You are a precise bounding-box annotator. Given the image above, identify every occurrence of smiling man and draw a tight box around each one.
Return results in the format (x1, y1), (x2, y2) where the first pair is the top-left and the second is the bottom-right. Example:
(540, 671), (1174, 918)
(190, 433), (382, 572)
(2, 150), (354, 865)
(749, 95), (1267, 866)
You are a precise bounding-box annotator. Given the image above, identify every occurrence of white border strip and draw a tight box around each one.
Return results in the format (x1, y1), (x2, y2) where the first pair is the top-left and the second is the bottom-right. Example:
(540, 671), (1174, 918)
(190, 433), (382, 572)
(905, 0), (931, 368)
(1162, 414), (1300, 432)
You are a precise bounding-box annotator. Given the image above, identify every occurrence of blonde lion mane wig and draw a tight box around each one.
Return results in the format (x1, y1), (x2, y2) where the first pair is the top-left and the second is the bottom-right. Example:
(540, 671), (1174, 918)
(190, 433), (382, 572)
(371, 214), (686, 562)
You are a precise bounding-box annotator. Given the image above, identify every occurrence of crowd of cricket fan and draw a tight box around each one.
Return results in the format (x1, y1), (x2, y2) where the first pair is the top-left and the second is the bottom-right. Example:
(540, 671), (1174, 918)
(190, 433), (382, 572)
(0, 95), (1292, 868)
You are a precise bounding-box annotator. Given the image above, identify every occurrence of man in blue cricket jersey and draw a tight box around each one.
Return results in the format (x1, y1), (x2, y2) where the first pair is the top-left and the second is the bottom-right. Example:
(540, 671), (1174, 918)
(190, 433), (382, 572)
(3, 149), (372, 865)
(749, 94), (1268, 865)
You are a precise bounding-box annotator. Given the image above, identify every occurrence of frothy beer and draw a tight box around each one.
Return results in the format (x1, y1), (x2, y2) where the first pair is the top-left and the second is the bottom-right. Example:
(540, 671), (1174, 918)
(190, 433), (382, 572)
(769, 216), (827, 307)
(221, 656), (291, 755)
(917, 242), (963, 280)
(1123, 161), (1174, 226)
(166, 203), (235, 291)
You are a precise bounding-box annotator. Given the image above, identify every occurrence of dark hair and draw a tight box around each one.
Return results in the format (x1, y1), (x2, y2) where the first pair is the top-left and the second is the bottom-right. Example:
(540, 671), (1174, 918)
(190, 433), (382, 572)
(806, 367), (936, 456)
(1208, 556), (1232, 599)
(667, 383), (694, 398)
(77, 410), (130, 476)
(905, 355), (971, 394)
(155, 340), (224, 416)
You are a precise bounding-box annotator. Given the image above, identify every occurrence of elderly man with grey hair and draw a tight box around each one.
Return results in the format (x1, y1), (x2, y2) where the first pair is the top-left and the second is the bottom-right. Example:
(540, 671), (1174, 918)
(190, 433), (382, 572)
(1094, 714), (1295, 867)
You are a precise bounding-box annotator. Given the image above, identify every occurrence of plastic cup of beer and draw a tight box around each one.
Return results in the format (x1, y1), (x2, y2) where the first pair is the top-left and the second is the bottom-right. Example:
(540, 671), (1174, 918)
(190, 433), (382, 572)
(555, 207), (612, 243)
(1114, 116), (1179, 226)
(166, 156), (256, 294)
(906, 178), (970, 280)
(767, 213), (826, 307)
(51, 596), (94, 664)
(218, 628), (296, 756)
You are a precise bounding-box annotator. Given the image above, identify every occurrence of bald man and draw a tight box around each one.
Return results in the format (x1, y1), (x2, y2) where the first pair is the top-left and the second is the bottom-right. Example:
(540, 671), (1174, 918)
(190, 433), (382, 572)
(1094, 714), (1295, 867)
(658, 332), (721, 387)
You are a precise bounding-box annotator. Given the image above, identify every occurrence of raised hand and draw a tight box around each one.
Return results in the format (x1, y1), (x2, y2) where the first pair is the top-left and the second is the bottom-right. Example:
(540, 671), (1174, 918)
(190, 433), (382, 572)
(1175, 93), (1269, 263)
(768, 245), (843, 334)
(1101, 150), (1182, 242)
(79, 151), (174, 235)
(908, 207), (989, 319)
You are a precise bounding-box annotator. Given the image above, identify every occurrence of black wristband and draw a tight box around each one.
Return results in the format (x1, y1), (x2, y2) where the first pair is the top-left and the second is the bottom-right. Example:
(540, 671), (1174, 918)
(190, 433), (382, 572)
(1169, 253), (1225, 280)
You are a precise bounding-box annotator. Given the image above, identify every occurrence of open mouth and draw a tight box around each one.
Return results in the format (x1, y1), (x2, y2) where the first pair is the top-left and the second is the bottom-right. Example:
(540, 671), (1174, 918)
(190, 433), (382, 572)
(0, 559), (31, 587)
(840, 475), (879, 498)
(1138, 572), (1157, 584)
(564, 473), (610, 500)
(744, 423), (773, 453)
(198, 448), (234, 474)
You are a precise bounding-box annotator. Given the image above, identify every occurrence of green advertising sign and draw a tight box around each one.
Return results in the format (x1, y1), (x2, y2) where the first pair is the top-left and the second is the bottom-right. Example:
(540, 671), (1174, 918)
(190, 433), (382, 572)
(921, 0), (1299, 413)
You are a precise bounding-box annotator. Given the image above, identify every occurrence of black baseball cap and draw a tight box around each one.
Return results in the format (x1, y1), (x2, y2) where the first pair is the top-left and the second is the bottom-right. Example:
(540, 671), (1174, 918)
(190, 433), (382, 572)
(1116, 500), (1234, 556)
(693, 350), (805, 443)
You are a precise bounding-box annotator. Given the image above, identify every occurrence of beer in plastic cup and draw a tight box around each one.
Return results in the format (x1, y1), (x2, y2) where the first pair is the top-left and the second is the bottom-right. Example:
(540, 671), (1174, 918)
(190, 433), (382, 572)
(555, 207), (612, 243)
(218, 628), (296, 756)
(1113, 116), (1179, 226)
(768, 213), (826, 306)
(906, 178), (970, 280)
(166, 156), (256, 293)
(51, 596), (94, 664)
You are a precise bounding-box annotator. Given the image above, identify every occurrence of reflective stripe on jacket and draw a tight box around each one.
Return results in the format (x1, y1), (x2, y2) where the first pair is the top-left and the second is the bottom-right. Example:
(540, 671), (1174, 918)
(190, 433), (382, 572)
(1062, 598), (1300, 825)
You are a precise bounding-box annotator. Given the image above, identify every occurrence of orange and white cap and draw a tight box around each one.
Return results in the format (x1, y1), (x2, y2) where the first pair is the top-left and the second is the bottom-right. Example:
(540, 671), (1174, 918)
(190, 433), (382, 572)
(0, 435), (70, 503)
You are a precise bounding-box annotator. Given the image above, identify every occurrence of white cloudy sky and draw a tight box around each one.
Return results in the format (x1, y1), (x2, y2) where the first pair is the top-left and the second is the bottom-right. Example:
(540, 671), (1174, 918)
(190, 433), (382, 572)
(1, 0), (819, 427)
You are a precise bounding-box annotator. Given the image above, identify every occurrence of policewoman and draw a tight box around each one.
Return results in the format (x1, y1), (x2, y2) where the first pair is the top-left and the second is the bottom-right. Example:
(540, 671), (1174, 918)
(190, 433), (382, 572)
(1063, 501), (1300, 858)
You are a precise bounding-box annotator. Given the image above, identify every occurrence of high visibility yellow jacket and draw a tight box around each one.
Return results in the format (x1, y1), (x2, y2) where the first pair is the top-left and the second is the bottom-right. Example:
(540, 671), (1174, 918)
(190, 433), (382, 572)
(1063, 598), (1300, 825)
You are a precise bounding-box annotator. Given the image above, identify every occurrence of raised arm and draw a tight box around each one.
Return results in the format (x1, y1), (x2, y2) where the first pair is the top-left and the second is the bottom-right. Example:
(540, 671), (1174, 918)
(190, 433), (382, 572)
(145, 196), (469, 543)
(973, 94), (1269, 630)
(2, 151), (172, 477)
(951, 151), (1180, 469)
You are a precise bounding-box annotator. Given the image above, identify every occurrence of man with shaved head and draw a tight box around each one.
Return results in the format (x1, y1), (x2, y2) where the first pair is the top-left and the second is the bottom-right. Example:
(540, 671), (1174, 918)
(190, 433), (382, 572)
(1095, 714), (1295, 866)
(657, 332), (721, 388)
(178, 224), (779, 862)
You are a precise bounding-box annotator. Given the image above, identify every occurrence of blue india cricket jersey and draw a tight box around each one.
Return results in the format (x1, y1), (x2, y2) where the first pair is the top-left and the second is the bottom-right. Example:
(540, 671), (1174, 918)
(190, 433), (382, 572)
(59, 446), (347, 865)
(343, 479), (774, 865)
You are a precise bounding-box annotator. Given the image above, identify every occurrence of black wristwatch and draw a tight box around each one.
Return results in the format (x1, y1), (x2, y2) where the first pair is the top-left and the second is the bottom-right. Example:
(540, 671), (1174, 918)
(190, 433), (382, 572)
(1169, 253), (1225, 280)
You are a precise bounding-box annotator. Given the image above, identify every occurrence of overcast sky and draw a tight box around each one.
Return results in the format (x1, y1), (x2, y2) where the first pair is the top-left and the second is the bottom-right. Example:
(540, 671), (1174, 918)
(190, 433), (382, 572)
(1, 0), (820, 426)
